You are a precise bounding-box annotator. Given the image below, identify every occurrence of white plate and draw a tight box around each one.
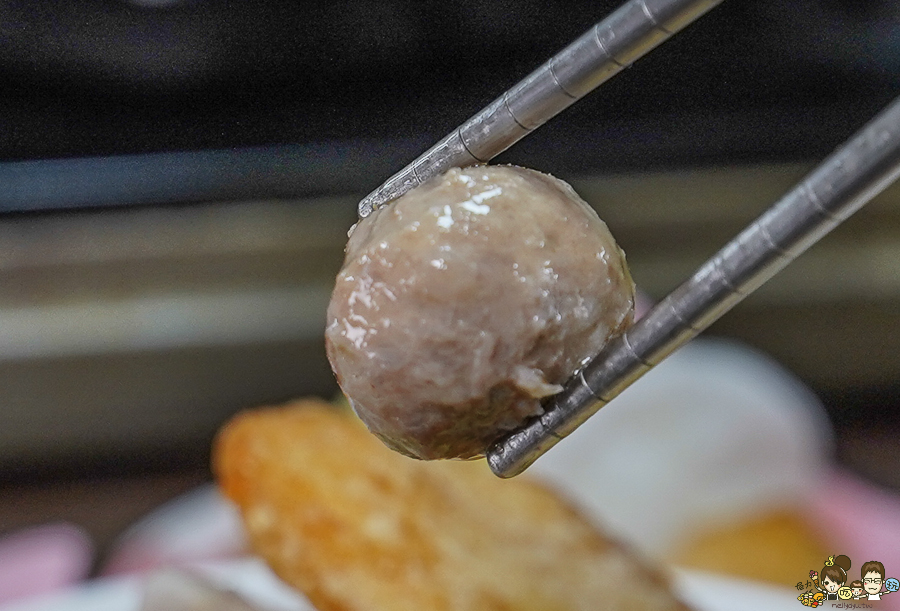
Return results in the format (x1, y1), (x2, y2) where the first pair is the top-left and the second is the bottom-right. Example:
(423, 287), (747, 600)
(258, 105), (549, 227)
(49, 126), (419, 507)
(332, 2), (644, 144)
(0, 557), (802, 611)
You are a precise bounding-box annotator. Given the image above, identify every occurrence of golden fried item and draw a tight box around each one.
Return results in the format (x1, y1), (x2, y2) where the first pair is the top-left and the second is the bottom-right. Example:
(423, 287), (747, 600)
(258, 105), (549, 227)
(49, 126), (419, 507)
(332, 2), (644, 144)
(673, 510), (831, 586)
(214, 399), (687, 611)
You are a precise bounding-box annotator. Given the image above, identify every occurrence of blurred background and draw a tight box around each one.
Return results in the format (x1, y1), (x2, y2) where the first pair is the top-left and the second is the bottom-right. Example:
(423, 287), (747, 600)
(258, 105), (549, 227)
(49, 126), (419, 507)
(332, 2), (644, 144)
(0, 0), (900, 585)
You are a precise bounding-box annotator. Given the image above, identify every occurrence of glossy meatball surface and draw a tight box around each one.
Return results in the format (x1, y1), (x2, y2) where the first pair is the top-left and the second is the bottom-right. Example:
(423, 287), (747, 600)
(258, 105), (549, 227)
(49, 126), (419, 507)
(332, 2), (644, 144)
(326, 165), (634, 459)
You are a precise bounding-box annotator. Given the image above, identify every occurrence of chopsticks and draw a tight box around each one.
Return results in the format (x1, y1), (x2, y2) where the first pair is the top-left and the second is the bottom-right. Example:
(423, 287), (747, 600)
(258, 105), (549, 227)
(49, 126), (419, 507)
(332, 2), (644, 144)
(353, 0), (900, 478)
(487, 94), (900, 477)
(357, 0), (725, 219)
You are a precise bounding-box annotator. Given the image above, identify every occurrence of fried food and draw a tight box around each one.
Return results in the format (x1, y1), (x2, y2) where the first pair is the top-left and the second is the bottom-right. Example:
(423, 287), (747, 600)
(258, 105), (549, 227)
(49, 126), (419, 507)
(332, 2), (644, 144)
(672, 510), (831, 586)
(326, 165), (634, 459)
(214, 399), (686, 611)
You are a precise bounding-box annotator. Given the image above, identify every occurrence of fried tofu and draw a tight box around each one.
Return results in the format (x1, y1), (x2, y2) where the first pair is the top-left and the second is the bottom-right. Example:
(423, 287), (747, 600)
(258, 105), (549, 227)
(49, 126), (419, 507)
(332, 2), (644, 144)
(214, 399), (688, 611)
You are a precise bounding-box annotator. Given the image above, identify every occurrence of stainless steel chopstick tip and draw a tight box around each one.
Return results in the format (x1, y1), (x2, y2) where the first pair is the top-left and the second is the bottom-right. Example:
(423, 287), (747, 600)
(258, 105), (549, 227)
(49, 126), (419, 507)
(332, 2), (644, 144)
(357, 0), (725, 219)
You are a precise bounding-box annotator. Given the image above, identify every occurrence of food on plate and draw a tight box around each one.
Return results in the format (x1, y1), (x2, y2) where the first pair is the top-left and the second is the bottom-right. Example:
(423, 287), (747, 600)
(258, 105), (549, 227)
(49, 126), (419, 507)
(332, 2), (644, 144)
(214, 399), (686, 611)
(672, 510), (831, 585)
(326, 165), (634, 459)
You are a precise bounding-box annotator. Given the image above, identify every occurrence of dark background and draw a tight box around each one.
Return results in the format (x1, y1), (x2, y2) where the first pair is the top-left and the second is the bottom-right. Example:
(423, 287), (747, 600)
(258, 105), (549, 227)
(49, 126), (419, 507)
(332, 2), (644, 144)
(1, 0), (898, 175)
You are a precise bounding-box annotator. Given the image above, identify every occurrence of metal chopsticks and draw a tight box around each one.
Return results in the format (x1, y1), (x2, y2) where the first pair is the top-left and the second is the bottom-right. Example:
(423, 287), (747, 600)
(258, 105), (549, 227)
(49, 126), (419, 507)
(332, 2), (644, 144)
(352, 0), (900, 478)
(486, 94), (900, 477)
(357, 0), (725, 219)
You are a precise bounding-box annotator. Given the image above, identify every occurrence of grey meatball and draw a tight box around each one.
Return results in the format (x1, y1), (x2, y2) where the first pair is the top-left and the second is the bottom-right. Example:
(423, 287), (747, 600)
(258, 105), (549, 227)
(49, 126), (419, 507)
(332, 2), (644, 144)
(326, 165), (634, 460)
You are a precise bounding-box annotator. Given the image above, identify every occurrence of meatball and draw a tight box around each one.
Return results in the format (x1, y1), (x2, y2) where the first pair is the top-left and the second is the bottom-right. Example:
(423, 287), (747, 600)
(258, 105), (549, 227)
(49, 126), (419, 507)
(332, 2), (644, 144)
(325, 165), (634, 459)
